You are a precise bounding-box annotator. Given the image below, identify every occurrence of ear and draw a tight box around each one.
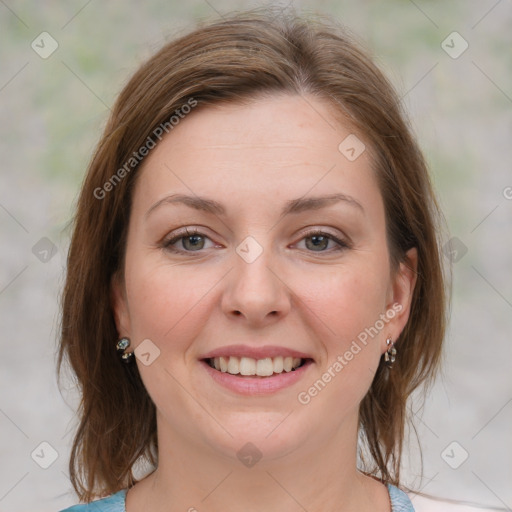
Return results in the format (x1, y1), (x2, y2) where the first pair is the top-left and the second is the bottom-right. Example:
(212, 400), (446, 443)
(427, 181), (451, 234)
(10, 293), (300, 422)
(383, 247), (418, 352)
(110, 271), (132, 337)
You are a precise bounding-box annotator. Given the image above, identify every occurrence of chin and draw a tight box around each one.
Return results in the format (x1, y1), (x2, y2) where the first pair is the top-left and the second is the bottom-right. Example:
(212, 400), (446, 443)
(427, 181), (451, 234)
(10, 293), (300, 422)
(198, 409), (317, 466)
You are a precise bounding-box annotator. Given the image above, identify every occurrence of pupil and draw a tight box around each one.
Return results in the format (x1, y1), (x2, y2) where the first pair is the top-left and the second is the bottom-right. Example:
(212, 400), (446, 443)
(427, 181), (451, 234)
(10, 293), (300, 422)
(307, 235), (328, 251)
(184, 235), (204, 250)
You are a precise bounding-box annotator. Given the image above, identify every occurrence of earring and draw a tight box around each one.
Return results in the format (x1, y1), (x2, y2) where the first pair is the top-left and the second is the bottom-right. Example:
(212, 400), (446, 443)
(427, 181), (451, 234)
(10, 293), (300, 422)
(384, 337), (396, 368)
(116, 337), (134, 364)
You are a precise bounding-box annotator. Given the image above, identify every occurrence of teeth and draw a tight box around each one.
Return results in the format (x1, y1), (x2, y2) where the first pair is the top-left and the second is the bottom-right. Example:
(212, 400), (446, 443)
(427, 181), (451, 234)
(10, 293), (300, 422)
(210, 355), (304, 376)
(239, 356), (256, 375)
(227, 357), (239, 374)
(273, 356), (284, 373)
(256, 357), (274, 376)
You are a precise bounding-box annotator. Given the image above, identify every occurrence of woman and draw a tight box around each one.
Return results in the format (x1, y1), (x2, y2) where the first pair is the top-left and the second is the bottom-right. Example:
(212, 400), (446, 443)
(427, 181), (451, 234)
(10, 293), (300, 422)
(58, 8), (447, 511)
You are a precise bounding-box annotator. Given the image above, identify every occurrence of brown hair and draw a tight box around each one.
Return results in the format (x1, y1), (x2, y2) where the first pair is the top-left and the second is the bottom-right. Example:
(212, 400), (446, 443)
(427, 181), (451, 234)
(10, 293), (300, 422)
(58, 7), (448, 501)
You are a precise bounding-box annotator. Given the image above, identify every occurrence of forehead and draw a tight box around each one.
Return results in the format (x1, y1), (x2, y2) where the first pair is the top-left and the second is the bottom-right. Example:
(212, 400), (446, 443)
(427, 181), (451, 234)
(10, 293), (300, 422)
(133, 93), (382, 218)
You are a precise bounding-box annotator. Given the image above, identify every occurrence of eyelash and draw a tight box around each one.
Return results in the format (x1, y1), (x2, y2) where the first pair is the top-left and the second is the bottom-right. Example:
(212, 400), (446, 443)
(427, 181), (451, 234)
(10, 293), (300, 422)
(162, 228), (350, 255)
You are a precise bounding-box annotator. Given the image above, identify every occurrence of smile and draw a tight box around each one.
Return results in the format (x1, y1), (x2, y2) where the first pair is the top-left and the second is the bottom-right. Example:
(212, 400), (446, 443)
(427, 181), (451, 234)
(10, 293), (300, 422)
(201, 357), (314, 395)
(206, 355), (307, 377)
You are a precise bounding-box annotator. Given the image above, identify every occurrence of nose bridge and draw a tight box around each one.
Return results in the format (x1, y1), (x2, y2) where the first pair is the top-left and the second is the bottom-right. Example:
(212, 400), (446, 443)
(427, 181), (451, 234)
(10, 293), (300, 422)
(222, 234), (290, 323)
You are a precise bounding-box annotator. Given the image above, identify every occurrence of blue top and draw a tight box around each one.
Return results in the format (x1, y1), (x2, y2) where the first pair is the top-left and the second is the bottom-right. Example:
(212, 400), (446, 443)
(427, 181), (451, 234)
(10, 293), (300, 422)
(60, 483), (414, 511)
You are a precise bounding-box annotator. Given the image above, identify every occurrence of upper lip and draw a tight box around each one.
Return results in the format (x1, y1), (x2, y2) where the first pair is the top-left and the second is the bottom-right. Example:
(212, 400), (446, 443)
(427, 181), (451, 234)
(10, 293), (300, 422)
(200, 344), (314, 361)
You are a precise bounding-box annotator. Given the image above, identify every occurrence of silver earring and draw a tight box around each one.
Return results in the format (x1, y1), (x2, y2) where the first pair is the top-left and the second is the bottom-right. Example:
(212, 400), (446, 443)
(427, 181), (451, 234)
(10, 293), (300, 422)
(384, 337), (396, 368)
(116, 337), (134, 364)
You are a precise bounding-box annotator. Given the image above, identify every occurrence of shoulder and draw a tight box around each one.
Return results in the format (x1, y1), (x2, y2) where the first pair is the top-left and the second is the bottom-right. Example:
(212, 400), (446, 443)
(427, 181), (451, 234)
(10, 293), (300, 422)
(388, 483), (415, 511)
(59, 489), (127, 512)
(388, 485), (497, 512)
(407, 492), (499, 512)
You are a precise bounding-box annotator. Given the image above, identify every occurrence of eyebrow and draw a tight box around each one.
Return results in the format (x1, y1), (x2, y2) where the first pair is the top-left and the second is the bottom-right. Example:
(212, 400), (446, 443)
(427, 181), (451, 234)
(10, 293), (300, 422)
(145, 192), (364, 220)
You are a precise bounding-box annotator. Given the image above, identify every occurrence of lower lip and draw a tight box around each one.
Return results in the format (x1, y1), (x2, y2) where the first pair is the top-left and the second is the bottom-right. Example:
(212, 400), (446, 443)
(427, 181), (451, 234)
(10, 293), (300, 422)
(200, 359), (313, 395)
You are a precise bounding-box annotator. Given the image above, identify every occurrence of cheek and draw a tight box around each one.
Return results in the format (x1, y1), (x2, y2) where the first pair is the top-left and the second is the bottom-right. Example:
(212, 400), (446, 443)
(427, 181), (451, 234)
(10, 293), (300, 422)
(123, 256), (219, 357)
(298, 259), (389, 344)
(293, 257), (389, 407)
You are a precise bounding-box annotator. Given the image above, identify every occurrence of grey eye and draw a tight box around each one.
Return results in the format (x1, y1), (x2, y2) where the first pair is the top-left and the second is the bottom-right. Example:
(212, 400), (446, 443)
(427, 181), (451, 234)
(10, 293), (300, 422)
(305, 234), (330, 251)
(181, 234), (206, 251)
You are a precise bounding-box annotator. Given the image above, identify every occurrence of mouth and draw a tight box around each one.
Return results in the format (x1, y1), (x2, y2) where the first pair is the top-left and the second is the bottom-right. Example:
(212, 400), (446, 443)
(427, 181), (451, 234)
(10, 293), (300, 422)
(199, 345), (314, 395)
(203, 355), (311, 378)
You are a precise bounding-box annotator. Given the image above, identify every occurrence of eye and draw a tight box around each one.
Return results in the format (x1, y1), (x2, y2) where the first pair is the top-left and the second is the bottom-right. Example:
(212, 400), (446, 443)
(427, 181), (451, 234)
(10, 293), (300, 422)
(162, 228), (350, 255)
(296, 230), (350, 253)
(162, 228), (216, 253)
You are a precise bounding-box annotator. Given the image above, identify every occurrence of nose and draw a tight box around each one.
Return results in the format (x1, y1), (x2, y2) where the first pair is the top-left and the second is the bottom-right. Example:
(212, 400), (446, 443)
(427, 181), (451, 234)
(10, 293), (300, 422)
(221, 243), (291, 327)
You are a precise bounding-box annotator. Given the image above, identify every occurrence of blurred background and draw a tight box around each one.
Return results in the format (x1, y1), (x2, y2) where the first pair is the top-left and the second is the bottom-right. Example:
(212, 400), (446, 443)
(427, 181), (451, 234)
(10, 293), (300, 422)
(0, 1), (511, 510)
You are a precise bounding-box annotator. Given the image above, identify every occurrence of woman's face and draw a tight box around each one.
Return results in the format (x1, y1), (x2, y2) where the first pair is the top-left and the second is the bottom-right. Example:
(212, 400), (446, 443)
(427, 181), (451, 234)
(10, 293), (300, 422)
(112, 93), (416, 465)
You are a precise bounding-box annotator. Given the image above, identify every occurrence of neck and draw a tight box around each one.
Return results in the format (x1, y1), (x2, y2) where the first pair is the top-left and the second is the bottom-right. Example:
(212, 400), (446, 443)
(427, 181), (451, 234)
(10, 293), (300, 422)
(126, 412), (390, 512)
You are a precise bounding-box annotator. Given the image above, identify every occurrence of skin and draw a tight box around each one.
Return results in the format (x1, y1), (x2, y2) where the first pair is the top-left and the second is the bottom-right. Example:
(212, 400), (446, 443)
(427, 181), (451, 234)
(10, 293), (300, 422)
(112, 93), (417, 512)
